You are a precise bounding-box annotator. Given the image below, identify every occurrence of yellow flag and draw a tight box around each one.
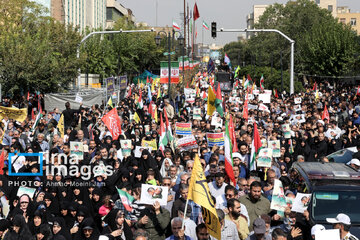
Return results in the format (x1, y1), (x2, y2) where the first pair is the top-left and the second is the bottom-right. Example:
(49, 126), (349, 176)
(157, 87), (161, 99)
(243, 75), (246, 87)
(58, 114), (64, 138)
(207, 86), (216, 116)
(188, 154), (221, 240)
(154, 106), (158, 122)
(151, 79), (155, 92)
(107, 97), (113, 108)
(134, 112), (141, 123)
(0, 106), (27, 122)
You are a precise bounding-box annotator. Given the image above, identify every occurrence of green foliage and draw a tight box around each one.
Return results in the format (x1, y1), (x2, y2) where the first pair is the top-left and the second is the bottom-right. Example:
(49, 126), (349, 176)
(0, 0), (82, 95)
(223, 0), (360, 84)
(81, 17), (163, 80)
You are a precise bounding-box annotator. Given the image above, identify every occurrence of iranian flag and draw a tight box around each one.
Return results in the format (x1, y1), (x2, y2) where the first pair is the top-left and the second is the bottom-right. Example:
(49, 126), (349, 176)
(202, 21), (209, 30)
(172, 20), (181, 30)
(164, 110), (174, 142)
(116, 187), (134, 212)
(160, 61), (180, 84)
(159, 114), (167, 154)
(224, 122), (236, 186)
(260, 75), (265, 91)
(215, 82), (223, 117)
(137, 90), (143, 109)
(250, 122), (262, 171)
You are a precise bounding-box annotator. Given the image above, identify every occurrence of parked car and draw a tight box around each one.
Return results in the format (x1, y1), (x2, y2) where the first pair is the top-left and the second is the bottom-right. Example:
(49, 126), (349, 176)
(290, 162), (360, 237)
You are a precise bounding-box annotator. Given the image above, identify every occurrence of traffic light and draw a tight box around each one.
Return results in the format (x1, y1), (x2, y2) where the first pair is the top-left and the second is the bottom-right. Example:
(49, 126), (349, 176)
(211, 22), (217, 38)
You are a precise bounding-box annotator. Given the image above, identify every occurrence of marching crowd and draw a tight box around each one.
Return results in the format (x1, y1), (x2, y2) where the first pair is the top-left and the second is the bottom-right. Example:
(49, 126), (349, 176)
(0, 72), (358, 240)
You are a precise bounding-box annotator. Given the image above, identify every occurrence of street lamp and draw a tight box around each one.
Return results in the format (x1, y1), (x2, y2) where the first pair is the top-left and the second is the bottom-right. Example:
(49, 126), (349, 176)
(178, 35), (185, 83)
(155, 30), (183, 100)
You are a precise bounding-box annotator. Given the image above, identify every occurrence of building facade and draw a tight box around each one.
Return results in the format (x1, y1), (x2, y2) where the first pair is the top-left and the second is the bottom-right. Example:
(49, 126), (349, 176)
(337, 12), (360, 34)
(106, 0), (135, 29)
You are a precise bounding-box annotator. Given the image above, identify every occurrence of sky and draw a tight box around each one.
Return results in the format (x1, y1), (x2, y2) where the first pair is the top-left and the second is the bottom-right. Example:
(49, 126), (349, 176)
(120, 0), (360, 46)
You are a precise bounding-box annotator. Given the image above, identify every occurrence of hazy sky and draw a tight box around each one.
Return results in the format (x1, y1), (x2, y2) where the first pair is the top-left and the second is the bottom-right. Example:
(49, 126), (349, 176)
(121, 0), (360, 46)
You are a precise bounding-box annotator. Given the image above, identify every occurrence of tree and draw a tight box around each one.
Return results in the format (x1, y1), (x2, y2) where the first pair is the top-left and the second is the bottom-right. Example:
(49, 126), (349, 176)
(0, 0), (82, 95)
(249, 0), (359, 77)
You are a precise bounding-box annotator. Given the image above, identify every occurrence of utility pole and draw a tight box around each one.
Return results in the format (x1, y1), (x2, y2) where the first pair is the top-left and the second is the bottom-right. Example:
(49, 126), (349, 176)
(184, 0), (186, 48)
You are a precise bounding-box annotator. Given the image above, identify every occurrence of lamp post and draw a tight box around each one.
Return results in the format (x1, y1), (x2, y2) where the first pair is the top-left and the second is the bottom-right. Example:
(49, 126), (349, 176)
(155, 30), (184, 99)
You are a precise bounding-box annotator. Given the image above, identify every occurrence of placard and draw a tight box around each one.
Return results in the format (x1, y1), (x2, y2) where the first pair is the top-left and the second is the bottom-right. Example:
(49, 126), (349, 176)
(142, 139), (158, 150)
(211, 116), (223, 129)
(134, 146), (152, 158)
(268, 140), (281, 157)
(294, 105), (302, 112)
(140, 184), (169, 206)
(206, 132), (224, 147)
(17, 187), (36, 199)
(257, 148), (272, 168)
(193, 108), (202, 120)
(315, 229), (340, 240)
(75, 93), (83, 103)
(270, 179), (287, 212)
(291, 193), (311, 213)
(70, 141), (83, 160)
(258, 94), (271, 104)
(176, 135), (198, 151)
(120, 140), (132, 157)
(294, 97), (302, 104)
(175, 122), (192, 135)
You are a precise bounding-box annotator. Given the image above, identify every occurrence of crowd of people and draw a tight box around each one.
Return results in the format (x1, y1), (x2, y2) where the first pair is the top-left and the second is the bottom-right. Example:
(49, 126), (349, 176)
(0, 72), (358, 240)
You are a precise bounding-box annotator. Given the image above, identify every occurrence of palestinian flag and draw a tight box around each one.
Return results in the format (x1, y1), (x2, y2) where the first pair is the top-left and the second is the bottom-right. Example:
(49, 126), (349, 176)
(224, 122), (236, 186)
(250, 122), (262, 171)
(164, 110), (174, 142)
(215, 82), (223, 117)
(31, 112), (43, 132)
(116, 187), (134, 212)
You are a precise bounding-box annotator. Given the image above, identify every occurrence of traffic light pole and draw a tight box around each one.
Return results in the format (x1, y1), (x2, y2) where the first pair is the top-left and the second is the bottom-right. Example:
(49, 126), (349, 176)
(216, 28), (295, 95)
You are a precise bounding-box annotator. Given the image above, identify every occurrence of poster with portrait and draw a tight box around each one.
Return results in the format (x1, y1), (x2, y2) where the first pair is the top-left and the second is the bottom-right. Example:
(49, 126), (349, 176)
(120, 140), (132, 157)
(270, 179), (287, 212)
(291, 193), (311, 213)
(140, 184), (168, 206)
(257, 148), (272, 168)
(294, 97), (302, 104)
(193, 107), (202, 120)
(268, 140), (281, 157)
(211, 116), (223, 129)
(70, 141), (84, 160)
(134, 146), (152, 158)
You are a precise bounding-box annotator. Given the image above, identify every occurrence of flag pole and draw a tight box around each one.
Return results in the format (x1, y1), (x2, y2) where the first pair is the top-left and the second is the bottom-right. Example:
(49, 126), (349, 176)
(181, 198), (189, 229)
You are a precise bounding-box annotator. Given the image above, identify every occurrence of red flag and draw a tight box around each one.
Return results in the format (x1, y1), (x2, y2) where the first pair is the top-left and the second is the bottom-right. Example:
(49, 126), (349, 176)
(31, 108), (35, 120)
(127, 87), (132, 98)
(0, 150), (5, 175)
(275, 89), (279, 98)
(357, 86), (360, 96)
(229, 115), (239, 153)
(216, 82), (222, 101)
(146, 76), (149, 84)
(322, 105), (329, 120)
(202, 91), (207, 99)
(27, 92), (30, 101)
(193, 3), (200, 21)
(186, 82), (189, 88)
(243, 94), (249, 120)
(149, 101), (154, 119)
(101, 108), (122, 140)
(247, 74), (252, 82)
(312, 82), (317, 91)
